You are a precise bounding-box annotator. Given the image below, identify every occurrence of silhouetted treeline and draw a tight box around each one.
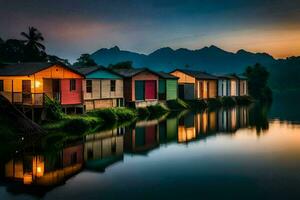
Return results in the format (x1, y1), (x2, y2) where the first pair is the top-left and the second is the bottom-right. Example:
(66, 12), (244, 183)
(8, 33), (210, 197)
(0, 26), (70, 65)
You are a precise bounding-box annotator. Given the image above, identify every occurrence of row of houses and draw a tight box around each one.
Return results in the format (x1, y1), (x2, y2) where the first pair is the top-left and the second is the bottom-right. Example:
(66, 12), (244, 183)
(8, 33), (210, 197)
(0, 62), (248, 111)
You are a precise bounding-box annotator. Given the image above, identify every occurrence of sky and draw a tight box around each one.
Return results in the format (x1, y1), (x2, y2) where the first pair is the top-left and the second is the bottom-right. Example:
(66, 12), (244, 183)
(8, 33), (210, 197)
(1, 0), (300, 62)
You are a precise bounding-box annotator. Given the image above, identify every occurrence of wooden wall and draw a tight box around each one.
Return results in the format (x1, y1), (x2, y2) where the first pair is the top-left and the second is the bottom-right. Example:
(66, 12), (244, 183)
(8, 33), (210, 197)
(131, 71), (159, 101)
(61, 79), (83, 105)
(170, 71), (195, 84)
(83, 79), (123, 100)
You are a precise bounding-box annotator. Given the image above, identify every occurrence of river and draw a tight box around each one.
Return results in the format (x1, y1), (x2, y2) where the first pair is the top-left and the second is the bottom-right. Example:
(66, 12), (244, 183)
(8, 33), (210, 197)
(1, 92), (300, 200)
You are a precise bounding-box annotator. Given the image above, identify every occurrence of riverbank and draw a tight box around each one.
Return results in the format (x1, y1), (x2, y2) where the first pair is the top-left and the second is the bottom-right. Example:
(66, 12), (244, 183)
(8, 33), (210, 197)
(42, 96), (253, 134)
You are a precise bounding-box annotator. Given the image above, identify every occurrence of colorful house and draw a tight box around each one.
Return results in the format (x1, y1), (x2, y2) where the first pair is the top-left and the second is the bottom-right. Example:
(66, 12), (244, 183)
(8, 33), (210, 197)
(236, 75), (248, 96)
(113, 68), (159, 107)
(0, 62), (84, 107)
(156, 72), (178, 101)
(217, 74), (248, 97)
(170, 69), (218, 100)
(75, 66), (124, 111)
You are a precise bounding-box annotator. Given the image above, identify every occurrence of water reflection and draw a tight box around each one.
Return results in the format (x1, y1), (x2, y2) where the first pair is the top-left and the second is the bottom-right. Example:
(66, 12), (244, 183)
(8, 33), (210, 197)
(0, 104), (270, 197)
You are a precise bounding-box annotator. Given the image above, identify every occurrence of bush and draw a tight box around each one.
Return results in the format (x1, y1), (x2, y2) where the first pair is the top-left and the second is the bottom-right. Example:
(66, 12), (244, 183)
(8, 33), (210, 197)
(147, 104), (169, 118)
(221, 96), (236, 107)
(167, 98), (190, 110)
(113, 108), (136, 122)
(88, 108), (118, 122)
(44, 96), (64, 120)
(137, 107), (150, 119)
(62, 116), (99, 134)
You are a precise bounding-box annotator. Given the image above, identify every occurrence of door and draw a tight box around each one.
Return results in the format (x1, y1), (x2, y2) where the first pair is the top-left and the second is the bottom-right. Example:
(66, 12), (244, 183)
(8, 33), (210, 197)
(52, 79), (61, 102)
(179, 85), (184, 99)
(135, 80), (145, 101)
(22, 80), (32, 104)
(199, 82), (204, 99)
(145, 80), (156, 100)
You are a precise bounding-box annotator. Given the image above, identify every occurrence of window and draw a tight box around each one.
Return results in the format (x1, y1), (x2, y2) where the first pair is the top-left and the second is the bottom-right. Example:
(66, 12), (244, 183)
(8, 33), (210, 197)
(70, 79), (76, 91)
(86, 80), (92, 93)
(110, 80), (116, 92)
(0, 80), (3, 92)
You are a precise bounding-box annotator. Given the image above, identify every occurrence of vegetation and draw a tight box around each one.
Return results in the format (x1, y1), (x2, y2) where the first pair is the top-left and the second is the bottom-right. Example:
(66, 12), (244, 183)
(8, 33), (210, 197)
(73, 53), (97, 66)
(44, 96), (64, 121)
(108, 61), (133, 70)
(0, 26), (69, 64)
(221, 96), (237, 107)
(207, 98), (222, 108)
(166, 99), (190, 110)
(244, 63), (272, 102)
(268, 56), (300, 91)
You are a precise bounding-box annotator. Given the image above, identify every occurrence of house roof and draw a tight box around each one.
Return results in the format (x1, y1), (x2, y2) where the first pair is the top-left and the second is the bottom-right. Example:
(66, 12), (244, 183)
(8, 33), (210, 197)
(217, 73), (248, 80)
(113, 68), (158, 78)
(172, 69), (218, 80)
(73, 66), (100, 75)
(74, 66), (122, 79)
(0, 62), (83, 76)
(156, 71), (179, 79)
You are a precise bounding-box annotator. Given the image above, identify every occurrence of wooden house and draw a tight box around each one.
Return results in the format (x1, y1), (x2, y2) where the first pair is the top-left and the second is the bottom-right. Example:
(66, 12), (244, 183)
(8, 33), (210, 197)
(236, 75), (248, 96)
(113, 68), (159, 107)
(170, 69), (218, 100)
(0, 62), (84, 108)
(217, 74), (248, 97)
(156, 72), (178, 101)
(75, 66), (124, 111)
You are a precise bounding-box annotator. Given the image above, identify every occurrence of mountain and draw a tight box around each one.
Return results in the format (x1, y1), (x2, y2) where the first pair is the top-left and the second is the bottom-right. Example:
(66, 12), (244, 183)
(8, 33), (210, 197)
(91, 45), (275, 73)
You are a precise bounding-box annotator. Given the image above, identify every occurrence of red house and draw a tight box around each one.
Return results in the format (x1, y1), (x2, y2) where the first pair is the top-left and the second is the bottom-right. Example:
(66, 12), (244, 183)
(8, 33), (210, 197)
(113, 68), (159, 107)
(0, 62), (84, 109)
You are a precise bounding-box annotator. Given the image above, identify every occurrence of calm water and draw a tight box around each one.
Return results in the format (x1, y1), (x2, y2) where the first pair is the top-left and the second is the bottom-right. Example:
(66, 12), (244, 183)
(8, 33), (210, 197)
(1, 92), (300, 200)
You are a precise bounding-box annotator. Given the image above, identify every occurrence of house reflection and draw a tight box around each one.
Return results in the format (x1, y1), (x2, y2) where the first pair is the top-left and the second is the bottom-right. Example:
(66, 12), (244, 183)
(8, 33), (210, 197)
(84, 127), (125, 172)
(124, 120), (159, 154)
(4, 144), (83, 186)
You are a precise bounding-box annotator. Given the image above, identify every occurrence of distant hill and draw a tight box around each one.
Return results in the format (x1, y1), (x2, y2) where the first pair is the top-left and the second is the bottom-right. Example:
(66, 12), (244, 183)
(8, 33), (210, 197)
(91, 45), (275, 73)
(268, 57), (300, 91)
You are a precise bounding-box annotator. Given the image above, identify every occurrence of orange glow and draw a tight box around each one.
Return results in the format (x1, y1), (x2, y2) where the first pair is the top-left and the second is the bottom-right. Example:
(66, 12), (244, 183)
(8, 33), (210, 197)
(23, 173), (33, 185)
(32, 156), (44, 177)
(178, 126), (196, 142)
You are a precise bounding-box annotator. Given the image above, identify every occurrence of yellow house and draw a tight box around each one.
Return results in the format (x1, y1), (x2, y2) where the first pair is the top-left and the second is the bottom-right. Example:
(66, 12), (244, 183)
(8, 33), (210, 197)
(170, 69), (218, 100)
(0, 62), (84, 107)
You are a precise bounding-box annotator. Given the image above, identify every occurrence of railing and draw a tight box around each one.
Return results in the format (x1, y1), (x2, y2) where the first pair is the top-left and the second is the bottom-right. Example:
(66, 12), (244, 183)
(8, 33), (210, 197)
(0, 92), (45, 106)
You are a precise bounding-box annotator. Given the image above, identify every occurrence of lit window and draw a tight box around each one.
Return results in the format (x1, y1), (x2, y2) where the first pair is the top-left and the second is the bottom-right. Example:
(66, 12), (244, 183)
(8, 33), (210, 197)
(110, 80), (116, 92)
(86, 80), (92, 93)
(70, 79), (76, 91)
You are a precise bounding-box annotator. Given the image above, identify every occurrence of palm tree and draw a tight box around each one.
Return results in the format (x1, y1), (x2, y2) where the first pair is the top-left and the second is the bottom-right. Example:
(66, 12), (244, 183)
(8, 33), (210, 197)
(21, 26), (45, 51)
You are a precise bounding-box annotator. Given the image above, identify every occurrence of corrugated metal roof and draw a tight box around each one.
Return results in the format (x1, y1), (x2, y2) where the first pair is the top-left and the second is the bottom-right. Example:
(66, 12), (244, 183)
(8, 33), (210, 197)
(0, 62), (83, 76)
(173, 69), (218, 80)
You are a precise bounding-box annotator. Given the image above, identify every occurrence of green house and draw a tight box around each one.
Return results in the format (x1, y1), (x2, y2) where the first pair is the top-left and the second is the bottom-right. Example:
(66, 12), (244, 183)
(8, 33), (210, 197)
(156, 72), (179, 100)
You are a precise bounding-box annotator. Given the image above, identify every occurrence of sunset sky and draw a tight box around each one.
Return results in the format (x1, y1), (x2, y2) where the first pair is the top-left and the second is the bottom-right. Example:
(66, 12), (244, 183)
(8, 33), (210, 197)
(1, 0), (300, 62)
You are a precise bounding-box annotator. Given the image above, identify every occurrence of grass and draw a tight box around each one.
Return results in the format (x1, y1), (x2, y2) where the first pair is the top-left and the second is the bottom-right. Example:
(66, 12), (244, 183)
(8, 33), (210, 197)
(166, 98), (190, 110)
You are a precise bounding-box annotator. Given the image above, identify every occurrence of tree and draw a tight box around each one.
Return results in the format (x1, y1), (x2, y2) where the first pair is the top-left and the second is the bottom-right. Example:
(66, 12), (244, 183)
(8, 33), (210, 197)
(108, 61), (133, 70)
(20, 26), (47, 62)
(21, 26), (45, 51)
(244, 63), (272, 102)
(73, 54), (97, 66)
(47, 55), (71, 66)
(0, 39), (26, 62)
